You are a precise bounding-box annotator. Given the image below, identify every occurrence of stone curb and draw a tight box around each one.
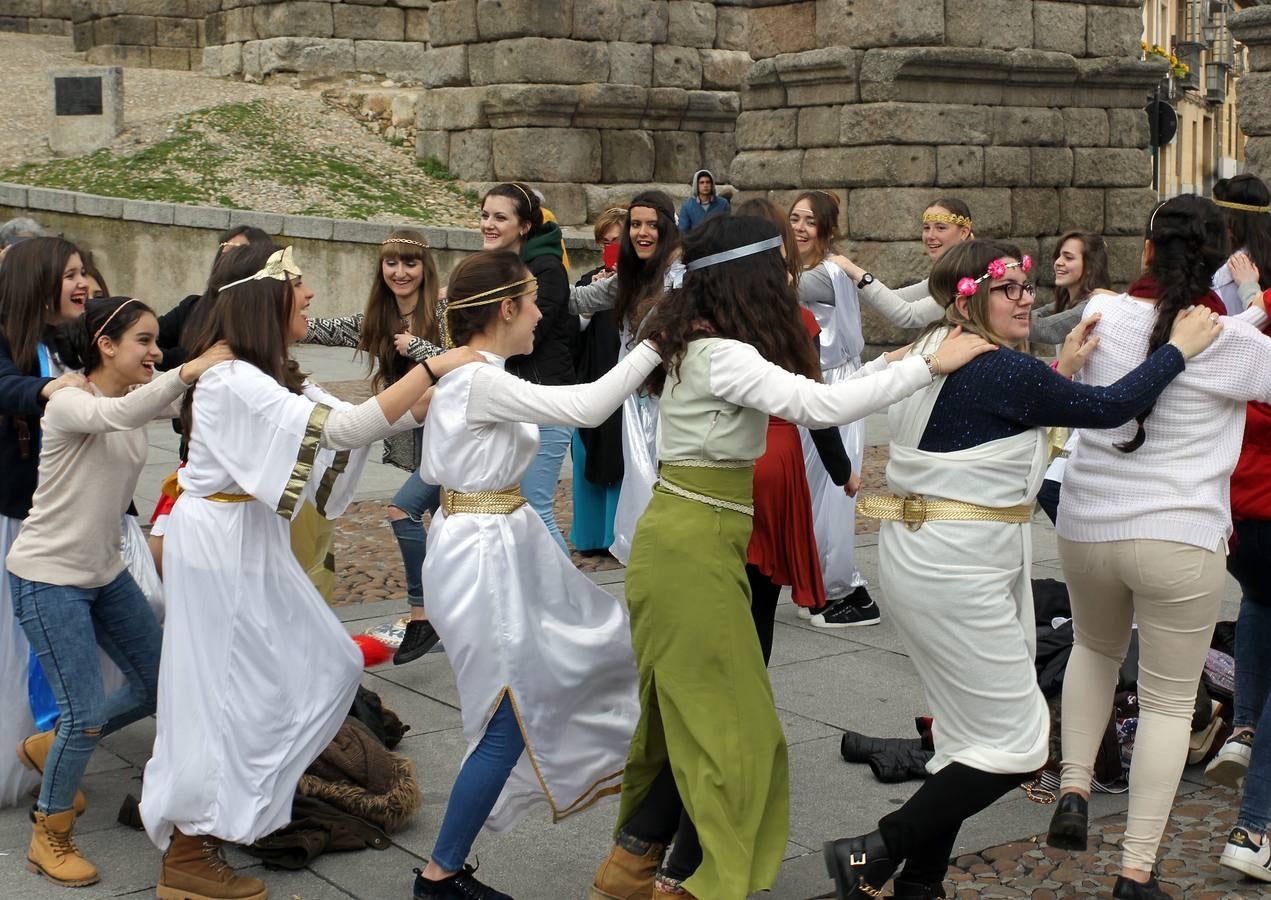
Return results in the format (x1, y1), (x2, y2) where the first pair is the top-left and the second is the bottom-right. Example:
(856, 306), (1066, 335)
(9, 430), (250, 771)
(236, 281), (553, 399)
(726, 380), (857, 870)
(0, 182), (599, 250)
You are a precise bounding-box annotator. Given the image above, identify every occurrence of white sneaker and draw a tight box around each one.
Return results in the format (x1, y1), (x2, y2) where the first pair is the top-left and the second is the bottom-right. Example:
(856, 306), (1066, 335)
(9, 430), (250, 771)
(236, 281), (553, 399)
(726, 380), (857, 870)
(1220, 827), (1271, 883)
(1206, 730), (1255, 788)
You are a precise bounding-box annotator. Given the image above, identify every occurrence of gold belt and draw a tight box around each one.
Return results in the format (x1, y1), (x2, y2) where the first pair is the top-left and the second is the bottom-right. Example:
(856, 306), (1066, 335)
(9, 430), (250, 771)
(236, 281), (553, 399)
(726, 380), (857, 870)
(442, 486), (527, 515)
(857, 494), (1033, 532)
(206, 492), (254, 503)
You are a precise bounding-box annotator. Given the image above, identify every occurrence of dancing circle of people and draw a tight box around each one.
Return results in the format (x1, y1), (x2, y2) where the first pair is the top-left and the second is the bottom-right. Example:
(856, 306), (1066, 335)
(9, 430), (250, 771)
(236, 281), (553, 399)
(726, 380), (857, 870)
(2, 172), (1271, 900)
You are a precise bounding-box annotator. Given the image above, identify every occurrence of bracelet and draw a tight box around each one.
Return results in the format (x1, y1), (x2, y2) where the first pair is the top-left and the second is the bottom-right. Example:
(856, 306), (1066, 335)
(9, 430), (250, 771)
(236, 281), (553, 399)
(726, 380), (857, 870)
(922, 353), (941, 379)
(421, 359), (439, 385)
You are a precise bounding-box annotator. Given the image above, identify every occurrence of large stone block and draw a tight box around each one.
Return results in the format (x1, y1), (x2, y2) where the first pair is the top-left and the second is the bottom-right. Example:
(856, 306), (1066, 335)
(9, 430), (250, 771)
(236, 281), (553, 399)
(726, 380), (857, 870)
(602, 129), (656, 182)
(1011, 187), (1059, 236)
(355, 41), (427, 76)
(6, 0), (43, 15)
(572, 0), (616, 41)
(796, 105), (839, 148)
(450, 128), (494, 180)
(86, 45), (151, 66)
(417, 86), (489, 130)
(492, 127), (601, 181)
(482, 84), (579, 127)
(735, 108), (797, 151)
(1105, 235), (1147, 283)
(1057, 187), (1103, 233)
(1107, 107), (1150, 148)
(218, 8), (258, 43)
(946, 0), (1032, 51)
(668, 1), (715, 48)
(405, 8), (428, 40)
(937, 145), (983, 187)
(991, 106), (1064, 147)
(682, 89), (738, 131)
(245, 37), (355, 76)
(609, 41), (654, 86)
(619, 0), (668, 43)
(43, 0), (72, 16)
(748, 1), (815, 59)
(774, 46), (858, 107)
(415, 129), (450, 164)
(583, 181), (685, 219)
(815, 0), (943, 49)
(150, 47), (192, 69)
(642, 85), (689, 129)
(476, 0), (573, 40)
(334, 4), (403, 40)
(653, 130), (702, 183)
(575, 83), (648, 129)
(73, 21), (92, 50)
(1105, 187), (1156, 235)
(848, 187), (1011, 241)
(1245, 136), (1271, 183)
(653, 45), (702, 89)
(116, 1), (188, 15)
(1033, 2), (1084, 57)
(155, 16), (197, 48)
(202, 42), (244, 76)
(419, 45), (468, 86)
(1238, 73), (1271, 137)
(729, 149), (804, 189)
(253, 2), (334, 39)
(429, 0), (477, 46)
(1073, 147), (1149, 187)
(94, 14), (156, 45)
(984, 146), (1030, 185)
(804, 145), (935, 188)
(1063, 107), (1109, 148)
(1030, 147), (1073, 186)
(839, 102), (991, 147)
(702, 131), (735, 183)
(1086, 4), (1141, 59)
(469, 38), (609, 85)
(715, 6), (747, 51)
(700, 48), (750, 90)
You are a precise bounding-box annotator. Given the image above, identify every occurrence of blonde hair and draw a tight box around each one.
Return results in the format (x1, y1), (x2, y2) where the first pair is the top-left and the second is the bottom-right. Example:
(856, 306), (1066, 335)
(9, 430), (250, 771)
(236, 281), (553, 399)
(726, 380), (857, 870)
(593, 206), (627, 244)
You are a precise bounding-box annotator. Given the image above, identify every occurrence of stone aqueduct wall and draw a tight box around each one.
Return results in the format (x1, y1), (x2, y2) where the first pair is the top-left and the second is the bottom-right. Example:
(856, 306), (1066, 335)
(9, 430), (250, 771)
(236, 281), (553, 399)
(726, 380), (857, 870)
(0, 0), (72, 36)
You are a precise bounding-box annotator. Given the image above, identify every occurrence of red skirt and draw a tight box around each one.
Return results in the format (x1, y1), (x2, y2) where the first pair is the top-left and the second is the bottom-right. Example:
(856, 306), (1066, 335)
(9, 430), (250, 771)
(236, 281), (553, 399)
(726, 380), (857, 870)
(747, 417), (826, 608)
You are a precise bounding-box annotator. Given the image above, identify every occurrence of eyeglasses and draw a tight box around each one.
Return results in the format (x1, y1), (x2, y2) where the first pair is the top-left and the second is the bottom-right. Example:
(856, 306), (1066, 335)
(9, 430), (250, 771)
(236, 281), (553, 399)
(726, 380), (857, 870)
(988, 281), (1036, 302)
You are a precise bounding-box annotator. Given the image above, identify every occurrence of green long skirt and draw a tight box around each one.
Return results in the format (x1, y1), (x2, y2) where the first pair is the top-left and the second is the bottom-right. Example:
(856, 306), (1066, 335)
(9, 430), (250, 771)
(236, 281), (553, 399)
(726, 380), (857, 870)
(618, 465), (789, 899)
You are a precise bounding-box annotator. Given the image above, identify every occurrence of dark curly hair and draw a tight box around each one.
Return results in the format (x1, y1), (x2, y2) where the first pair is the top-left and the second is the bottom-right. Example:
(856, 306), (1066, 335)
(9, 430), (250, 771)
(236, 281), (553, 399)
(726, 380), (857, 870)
(617, 191), (680, 337)
(639, 215), (821, 396)
(1117, 195), (1229, 453)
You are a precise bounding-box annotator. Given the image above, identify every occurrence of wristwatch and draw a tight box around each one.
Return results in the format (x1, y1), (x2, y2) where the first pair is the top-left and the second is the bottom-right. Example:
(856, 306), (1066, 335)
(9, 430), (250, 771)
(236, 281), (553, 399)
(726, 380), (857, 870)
(857, 272), (875, 289)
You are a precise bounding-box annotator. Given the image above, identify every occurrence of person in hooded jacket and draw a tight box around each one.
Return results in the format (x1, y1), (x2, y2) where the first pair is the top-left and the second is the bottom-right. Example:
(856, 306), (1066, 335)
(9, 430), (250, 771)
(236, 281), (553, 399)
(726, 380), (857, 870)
(678, 170), (730, 232)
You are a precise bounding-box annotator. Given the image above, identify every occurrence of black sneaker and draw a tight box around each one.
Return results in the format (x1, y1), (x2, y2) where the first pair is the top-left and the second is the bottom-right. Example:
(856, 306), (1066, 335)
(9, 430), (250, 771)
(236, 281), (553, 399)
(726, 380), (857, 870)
(1111, 873), (1172, 899)
(412, 865), (512, 899)
(394, 620), (440, 665)
(811, 594), (881, 629)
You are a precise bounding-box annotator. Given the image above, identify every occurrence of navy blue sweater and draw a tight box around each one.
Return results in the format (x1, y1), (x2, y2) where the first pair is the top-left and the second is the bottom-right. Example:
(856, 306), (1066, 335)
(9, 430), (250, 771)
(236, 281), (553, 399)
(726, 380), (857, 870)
(0, 332), (54, 520)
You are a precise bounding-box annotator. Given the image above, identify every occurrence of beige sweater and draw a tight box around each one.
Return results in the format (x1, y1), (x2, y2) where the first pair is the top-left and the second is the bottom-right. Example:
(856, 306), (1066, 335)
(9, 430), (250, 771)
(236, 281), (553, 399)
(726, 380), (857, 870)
(7, 369), (190, 588)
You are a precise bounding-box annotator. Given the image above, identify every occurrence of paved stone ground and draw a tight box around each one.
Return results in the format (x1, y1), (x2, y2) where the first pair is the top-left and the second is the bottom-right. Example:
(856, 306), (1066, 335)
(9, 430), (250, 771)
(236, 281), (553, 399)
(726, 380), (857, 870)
(1, 346), (1257, 899)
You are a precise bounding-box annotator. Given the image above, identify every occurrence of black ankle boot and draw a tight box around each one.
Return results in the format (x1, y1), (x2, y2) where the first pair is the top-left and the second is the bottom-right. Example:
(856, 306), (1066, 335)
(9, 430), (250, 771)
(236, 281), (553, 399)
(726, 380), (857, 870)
(822, 830), (896, 899)
(1111, 873), (1171, 899)
(1046, 792), (1088, 851)
(891, 878), (946, 899)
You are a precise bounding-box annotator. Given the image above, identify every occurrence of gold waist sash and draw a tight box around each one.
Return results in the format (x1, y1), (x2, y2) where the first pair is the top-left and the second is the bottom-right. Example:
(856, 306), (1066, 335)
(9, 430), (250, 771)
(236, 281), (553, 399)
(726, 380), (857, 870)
(206, 492), (254, 503)
(442, 486), (527, 515)
(160, 471), (254, 504)
(857, 494), (1033, 532)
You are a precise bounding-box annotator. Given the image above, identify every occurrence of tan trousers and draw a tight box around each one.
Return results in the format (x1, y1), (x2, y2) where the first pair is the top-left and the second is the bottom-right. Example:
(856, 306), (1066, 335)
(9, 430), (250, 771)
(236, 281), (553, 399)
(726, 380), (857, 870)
(1057, 536), (1226, 872)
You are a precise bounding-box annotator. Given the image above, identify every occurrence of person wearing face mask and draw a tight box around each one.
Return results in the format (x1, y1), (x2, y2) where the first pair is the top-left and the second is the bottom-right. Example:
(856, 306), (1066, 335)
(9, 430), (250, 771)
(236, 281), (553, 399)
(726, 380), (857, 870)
(0, 236), (91, 812)
(7, 299), (233, 888)
(300, 230), (448, 663)
(821, 238), (1221, 900)
(138, 244), (479, 900)
(406, 251), (664, 900)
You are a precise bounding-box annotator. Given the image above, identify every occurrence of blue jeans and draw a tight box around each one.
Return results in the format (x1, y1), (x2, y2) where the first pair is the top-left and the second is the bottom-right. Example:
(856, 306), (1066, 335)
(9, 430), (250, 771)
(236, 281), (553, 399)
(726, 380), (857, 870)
(430, 694), (525, 871)
(390, 472), (441, 609)
(520, 425), (572, 556)
(9, 569), (162, 814)
(1231, 520), (1271, 834)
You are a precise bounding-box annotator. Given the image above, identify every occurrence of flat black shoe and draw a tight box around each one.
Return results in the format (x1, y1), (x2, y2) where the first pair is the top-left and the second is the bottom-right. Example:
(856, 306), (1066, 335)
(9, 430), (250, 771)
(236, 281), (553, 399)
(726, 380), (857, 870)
(892, 879), (946, 899)
(412, 864), (512, 899)
(823, 830), (896, 899)
(1046, 792), (1088, 851)
(394, 619), (440, 665)
(812, 597), (881, 629)
(1112, 873), (1171, 899)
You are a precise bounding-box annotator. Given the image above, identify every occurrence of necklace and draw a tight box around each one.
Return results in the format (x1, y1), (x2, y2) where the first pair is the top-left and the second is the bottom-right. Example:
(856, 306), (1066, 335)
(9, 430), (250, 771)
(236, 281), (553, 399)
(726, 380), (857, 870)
(398, 305), (416, 324)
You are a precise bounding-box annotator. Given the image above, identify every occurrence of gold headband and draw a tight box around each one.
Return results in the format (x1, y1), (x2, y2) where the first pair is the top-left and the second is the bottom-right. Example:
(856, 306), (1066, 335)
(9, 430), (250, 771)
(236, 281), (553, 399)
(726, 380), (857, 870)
(383, 237), (428, 249)
(217, 246), (301, 293)
(507, 183), (533, 207)
(923, 211), (973, 229)
(92, 298), (141, 346)
(443, 276), (538, 348)
(1214, 199), (1271, 214)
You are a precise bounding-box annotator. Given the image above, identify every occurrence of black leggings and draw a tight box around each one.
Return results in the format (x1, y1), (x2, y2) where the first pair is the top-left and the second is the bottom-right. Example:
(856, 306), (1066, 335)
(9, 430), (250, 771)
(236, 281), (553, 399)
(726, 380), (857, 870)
(620, 565), (783, 881)
(879, 762), (1029, 883)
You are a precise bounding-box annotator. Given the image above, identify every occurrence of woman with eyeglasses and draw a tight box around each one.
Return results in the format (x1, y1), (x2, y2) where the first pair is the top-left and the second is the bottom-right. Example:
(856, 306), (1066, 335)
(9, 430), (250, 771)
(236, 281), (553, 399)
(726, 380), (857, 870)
(821, 237), (1222, 900)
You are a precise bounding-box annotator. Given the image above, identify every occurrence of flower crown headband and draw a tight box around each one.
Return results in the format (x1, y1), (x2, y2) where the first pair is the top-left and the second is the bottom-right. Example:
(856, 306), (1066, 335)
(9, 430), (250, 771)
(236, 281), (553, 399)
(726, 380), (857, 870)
(956, 255), (1032, 298)
(217, 246), (301, 293)
(923, 211), (973, 229)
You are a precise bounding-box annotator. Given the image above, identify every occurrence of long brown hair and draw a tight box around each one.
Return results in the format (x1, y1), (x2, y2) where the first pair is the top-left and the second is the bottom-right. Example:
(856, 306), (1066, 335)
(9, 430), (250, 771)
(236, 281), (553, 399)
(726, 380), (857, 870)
(0, 236), (81, 373)
(735, 197), (800, 284)
(360, 229), (441, 391)
(640, 215), (821, 396)
(928, 239), (1026, 349)
(789, 190), (842, 269)
(617, 191), (680, 335)
(1051, 231), (1111, 312)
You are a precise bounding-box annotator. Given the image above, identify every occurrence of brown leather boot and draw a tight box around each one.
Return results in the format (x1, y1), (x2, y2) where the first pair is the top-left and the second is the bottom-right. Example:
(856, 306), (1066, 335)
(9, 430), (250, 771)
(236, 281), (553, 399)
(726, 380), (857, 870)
(589, 834), (666, 900)
(17, 731), (87, 816)
(157, 830), (267, 900)
(28, 808), (99, 886)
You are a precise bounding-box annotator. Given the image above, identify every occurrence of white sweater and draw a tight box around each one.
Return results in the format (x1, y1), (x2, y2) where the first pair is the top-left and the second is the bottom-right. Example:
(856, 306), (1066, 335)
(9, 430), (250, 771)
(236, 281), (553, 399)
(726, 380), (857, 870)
(1058, 294), (1271, 551)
